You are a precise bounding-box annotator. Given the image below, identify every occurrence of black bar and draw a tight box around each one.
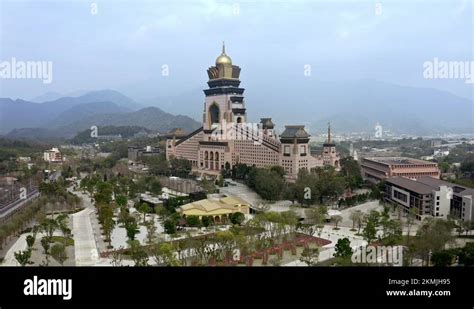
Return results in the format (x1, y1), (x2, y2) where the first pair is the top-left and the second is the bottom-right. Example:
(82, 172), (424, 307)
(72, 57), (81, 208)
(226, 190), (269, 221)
(0, 267), (471, 307)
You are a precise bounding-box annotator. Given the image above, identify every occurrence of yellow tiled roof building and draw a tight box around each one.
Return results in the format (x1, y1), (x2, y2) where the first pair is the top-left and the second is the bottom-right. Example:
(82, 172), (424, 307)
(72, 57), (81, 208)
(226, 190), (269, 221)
(178, 195), (250, 221)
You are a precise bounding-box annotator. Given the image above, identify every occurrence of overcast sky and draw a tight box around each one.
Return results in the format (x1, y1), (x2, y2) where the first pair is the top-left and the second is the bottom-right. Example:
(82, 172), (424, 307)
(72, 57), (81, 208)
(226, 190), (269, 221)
(0, 0), (472, 101)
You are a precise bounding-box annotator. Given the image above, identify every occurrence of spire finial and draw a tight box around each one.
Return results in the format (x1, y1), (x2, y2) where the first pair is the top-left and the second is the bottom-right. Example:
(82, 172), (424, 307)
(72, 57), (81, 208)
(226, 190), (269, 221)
(222, 41), (226, 54)
(328, 122), (331, 144)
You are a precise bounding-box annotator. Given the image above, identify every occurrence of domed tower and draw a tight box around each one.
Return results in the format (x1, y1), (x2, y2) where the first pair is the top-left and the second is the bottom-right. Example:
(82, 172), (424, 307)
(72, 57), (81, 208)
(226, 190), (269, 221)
(203, 43), (247, 131)
(260, 118), (275, 137)
(323, 122), (340, 168)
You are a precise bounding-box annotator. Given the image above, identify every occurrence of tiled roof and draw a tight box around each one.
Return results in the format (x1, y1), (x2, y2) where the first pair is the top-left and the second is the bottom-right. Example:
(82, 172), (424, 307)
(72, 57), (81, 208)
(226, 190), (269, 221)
(387, 176), (474, 197)
(280, 125), (309, 138)
(179, 195), (249, 214)
(386, 176), (434, 194)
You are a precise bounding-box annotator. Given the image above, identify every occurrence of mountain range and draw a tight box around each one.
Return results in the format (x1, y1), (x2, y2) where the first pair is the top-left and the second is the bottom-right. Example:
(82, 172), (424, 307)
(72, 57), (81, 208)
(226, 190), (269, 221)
(1, 79), (472, 141)
(144, 79), (473, 136)
(0, 90), (200, 139)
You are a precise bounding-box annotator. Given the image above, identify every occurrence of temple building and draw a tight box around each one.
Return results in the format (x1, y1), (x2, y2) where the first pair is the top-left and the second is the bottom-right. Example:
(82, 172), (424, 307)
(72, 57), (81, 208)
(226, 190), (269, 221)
(166, 44), (340, 180)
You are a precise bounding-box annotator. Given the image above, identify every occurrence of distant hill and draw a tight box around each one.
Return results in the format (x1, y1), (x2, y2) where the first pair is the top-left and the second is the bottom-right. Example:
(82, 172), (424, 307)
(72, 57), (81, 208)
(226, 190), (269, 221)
(1, 89), (201, 141)
(144, 79), (473, 135)
(75, 90), (143, 110)
(5, 127), (67, 144)
(30, 91), (63, 103)
(30, 90), (89, 103)
(59, 106), (201, 135)
(68, 125), (151, 144)
(3, 104), (200, 141)
(0, 89), (141, 133)
(47, 101), (130, 129)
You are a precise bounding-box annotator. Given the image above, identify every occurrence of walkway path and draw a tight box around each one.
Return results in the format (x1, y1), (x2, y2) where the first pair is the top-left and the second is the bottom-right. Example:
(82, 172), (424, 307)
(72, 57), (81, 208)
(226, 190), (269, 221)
(72, 207), (100, 265)
(69, 186), (102, 266)
(1, 233), (30, 266)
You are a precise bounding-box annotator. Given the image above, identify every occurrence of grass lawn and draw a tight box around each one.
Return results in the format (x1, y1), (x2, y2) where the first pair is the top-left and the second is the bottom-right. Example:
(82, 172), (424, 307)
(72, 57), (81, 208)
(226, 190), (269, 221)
(379, 235), (417, 246)
(49, 236), (75, 247)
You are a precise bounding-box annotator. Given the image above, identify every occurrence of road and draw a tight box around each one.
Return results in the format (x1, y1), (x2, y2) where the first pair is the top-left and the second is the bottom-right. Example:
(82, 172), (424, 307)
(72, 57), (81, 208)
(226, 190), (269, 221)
(68, 186), (101, 266)
(0, 190), (39, 220)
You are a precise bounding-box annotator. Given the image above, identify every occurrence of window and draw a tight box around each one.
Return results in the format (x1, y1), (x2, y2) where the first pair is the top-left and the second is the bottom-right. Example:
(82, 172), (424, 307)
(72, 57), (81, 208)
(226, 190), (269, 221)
(209, 104), (220, 124)
(436, 196), (440, 200)
(393, 190), (408, 203)
(284, 145), (290, 155)
(299, 145), (306, 156)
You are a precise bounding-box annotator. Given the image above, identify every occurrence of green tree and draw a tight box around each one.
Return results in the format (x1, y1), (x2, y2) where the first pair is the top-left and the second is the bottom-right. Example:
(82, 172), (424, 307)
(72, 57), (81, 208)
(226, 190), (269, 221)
(186, 215), (201, 227)
(101, 207), (115, 248)
(460, 154), (474, 173)
(26, 235), (36, 249)
(334, 237), (353, 258)
(339, 157), (363, 191)
(128, 240), (149, 266)
(170, 157), (192, 177)
(115, 194), (128, 208)
(118, 206), (130, 227)
(152, 242), (180, 266)
(138, 203), (152, 224)
(14, 249), (32, 266)
(201, 216), (212, 227)
(411, 218), (455, 266)
(124, 217), (140, 241)
(56, 214), (71, 238)
(305, 206), (328, 227)
(229, 212), (245, 225)
(406, 207), (418, 244)
(299, 247), (320, 266)
(438, 161), (450, 173)
(362, 214), (378, 244)
(216, 174), (225, 187)
(383, 219), (403, 245)
(40, 238), (51, 265)
(40, 218), (58, 241)
(144, 220), (157, 244)
(164, 219), (177, 234)
(431, 251), (454, 267)
(350, 210), (363, 233)
(270, 165), (285, 178)
(50, 243), (68, 266)
(459, 243), (474, 266)
(253, 168), (284, 201)
(331, 215), (342, 230)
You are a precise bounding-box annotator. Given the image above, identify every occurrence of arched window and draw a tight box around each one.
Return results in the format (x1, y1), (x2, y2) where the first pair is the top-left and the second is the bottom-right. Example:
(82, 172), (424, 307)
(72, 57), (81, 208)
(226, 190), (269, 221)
(236, 117), (242, 123)
(209, 103), (220, 125)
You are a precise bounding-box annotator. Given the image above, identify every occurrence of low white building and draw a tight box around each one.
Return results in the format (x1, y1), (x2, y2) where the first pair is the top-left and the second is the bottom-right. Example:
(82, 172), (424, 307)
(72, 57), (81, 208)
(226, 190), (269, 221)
(43, 147), (63, 163)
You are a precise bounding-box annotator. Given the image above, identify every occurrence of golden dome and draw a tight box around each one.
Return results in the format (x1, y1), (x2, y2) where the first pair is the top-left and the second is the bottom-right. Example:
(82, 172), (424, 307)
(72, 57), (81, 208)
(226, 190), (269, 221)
(216, 42), (232, 65)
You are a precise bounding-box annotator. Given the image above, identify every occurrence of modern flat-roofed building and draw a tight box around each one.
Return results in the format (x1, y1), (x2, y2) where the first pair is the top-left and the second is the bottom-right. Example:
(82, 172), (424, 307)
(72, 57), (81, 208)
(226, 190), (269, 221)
(128, 146), (161, 163)
(384, 176), (473, 221)
(43, 147), (63, 163)
(361, 157), (440, 183)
